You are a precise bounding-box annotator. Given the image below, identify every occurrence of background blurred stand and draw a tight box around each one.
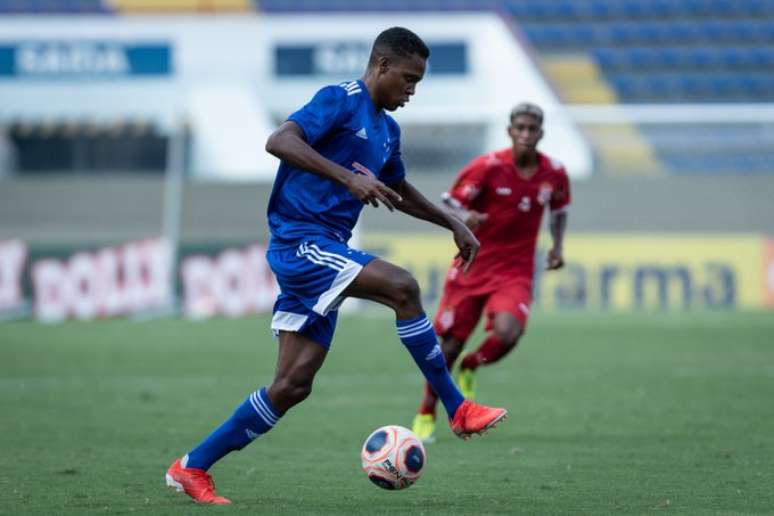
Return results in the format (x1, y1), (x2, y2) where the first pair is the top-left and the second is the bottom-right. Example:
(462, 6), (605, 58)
(133, 118), (187, 321)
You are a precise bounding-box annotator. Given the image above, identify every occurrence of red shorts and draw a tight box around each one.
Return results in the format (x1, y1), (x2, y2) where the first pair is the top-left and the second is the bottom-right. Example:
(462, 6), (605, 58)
(433, 276), (532, 342)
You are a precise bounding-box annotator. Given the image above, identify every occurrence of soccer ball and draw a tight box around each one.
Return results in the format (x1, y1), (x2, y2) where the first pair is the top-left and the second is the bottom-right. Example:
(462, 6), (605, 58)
(360, 425), (426, 490)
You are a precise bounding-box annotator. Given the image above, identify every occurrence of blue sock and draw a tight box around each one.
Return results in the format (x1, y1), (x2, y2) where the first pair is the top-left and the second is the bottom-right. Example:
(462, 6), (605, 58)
(397, 314), (464, 419)
(185, 387), (282, 471)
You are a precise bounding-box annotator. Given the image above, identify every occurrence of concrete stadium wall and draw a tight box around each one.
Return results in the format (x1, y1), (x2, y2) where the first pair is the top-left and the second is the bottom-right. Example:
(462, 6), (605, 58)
(1, 174), (773, 246)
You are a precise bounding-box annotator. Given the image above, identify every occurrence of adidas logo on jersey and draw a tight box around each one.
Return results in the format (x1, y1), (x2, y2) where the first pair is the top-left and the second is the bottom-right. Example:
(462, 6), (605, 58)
(355, 127), (368, 140)
(339, 81), (362, 96)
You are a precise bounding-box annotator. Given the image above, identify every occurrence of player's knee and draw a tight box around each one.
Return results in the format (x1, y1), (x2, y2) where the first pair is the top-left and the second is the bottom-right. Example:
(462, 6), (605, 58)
(390, 270), (422, 312)
(441, 338), (464, 362)
(271, 376), (313, 407)
(493, 324), (523, 349)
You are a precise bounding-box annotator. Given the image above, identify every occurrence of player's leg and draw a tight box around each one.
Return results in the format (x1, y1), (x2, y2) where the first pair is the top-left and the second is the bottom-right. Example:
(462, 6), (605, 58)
(343, 258), (463, 415)
(343, 258), (507, 439)
(417, 336), (465, 415)
(166, 239), (339, 504)
(412, 335), (463, 443)
(460, 312), (524, 371)
(166, 329), (328, 504)
(413, 290), (485, 442)
(267, 330), (328, 412)
(184, 330), (326, 470)
(459, 278), (531, 383)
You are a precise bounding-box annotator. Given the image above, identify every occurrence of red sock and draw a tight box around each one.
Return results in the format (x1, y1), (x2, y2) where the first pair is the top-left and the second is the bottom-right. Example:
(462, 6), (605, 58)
(418, 381), (438, 416)
(460, 335), (510, 371)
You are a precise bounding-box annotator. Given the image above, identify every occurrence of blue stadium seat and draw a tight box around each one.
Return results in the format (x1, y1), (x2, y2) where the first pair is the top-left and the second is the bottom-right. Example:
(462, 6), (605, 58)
(593, 46), (774, 72)
(0, 0), (111, 14)
(505, 0), (774, 20)
(608, 72), (774, 102)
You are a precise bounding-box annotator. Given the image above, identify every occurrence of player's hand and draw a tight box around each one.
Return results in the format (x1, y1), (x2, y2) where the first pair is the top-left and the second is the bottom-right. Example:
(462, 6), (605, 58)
(451, 219), (480, 273)
(546, 247), (564, 270)
(463, 210), (488, 231)
(347, 162), (402, 211)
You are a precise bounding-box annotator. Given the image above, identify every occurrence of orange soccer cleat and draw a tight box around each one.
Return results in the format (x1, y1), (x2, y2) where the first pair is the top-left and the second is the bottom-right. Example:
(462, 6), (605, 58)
(449, 400), (508, 440)
(165, 458), (231, 505)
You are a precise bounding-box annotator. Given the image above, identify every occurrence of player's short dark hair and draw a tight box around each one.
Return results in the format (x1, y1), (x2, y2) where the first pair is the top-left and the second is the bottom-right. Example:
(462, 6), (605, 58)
(510, 102), (544, 126)
(368, 27), (430, 67)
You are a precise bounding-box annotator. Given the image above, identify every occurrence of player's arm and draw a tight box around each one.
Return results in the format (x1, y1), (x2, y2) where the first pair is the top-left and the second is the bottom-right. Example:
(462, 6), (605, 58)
(546, 209), (567, 270)
(393, 179), (480, 270)
(265, 122), (401, 210)
(438, 156), (489, 231)
(440, 193), (488, 231)
(546, 167), (571, 270)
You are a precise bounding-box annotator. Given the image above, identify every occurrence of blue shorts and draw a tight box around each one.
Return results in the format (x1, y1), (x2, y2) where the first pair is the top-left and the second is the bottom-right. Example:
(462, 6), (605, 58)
(266, 236), (376, 349)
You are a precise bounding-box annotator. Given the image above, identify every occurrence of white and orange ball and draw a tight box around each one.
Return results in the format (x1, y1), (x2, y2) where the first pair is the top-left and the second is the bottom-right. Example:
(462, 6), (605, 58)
(360, 425), (426, 490)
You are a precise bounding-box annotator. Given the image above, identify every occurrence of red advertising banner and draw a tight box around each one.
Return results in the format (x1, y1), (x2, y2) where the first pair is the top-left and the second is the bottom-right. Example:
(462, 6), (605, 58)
(0, 237), (279, 322)
(766, 239), (774, 307)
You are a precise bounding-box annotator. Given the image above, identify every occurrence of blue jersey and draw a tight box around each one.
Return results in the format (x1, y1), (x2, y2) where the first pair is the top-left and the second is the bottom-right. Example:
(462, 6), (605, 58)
(267, 80), (406, 243)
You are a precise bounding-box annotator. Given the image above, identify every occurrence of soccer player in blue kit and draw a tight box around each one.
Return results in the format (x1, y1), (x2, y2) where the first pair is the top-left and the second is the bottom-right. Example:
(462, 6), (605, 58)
(166, 27), (507, 505)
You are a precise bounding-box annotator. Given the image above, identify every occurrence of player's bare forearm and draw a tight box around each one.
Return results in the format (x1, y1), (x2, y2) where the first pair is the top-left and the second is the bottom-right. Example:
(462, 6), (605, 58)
(440, 195), (488, 230)
(549, 210), (567, 251)
(394, 180), (462, 231)
(545, 210), (567, 270)
(440, 196), (469, 222)
(396, 180), (480, 268)
(267, 122), (402, 210)
(265, 121), (352, 186)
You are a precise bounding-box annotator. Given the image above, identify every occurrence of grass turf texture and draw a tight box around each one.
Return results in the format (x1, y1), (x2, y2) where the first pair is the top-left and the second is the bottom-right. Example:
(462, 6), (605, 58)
(1, 311), (773, 515)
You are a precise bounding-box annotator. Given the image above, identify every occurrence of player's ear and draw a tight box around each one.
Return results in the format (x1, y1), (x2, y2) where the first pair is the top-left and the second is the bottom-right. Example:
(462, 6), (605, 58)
(377, 55), (391, 75)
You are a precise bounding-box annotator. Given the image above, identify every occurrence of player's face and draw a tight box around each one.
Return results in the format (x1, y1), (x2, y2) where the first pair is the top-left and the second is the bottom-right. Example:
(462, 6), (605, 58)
(508, 114), (543, 152)
(377, 53), (426, 111)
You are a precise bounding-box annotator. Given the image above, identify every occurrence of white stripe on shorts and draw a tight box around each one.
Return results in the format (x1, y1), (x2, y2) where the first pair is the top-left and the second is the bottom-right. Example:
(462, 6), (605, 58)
(271, 311), (308, 332)
(297, 243), (346, 271)
(313, 260), (363, 316)
(303, 243), (347, 268)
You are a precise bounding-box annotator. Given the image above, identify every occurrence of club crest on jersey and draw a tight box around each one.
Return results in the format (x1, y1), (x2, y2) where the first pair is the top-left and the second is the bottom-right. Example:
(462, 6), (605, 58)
(461, 184), (480, 200)
(537, 182), (553, 206)
(438, 309), (454, 332)
(518, 196), (531, 212)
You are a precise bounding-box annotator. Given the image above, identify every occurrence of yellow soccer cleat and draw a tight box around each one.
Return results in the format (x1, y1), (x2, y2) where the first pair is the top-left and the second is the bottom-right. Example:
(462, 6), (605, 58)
(456, 368), (477, 399)
(411, 413), (436, 444)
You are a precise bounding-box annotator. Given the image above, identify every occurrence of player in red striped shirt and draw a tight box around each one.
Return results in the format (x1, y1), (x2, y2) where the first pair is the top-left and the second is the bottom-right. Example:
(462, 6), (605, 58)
(412, 103), (571, 443)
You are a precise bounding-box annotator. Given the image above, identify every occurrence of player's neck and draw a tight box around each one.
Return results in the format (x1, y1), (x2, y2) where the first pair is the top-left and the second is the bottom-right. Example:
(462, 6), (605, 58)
(512, 149), (539, 177)
(361, 71), (383, 112)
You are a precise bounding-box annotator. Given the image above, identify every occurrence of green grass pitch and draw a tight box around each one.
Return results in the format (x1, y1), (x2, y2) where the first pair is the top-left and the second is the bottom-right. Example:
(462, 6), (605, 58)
(1, 311), (773, 515)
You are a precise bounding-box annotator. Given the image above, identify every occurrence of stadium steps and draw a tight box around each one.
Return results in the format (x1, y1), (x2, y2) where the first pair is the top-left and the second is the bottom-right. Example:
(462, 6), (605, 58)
(541, 54), (661, 176)
(540, 54), (617, 104)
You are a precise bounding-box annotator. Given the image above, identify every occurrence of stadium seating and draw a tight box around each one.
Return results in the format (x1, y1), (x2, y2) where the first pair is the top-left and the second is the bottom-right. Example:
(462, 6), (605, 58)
(506, 0), (774, 20)
(0, 0), (112, 13)
(241, 0), (774, 103)
(2, 0), (772, 173)
(0, 0), (250, 13)
(520, 20), (774, 48)
(254, 0), (774, 103)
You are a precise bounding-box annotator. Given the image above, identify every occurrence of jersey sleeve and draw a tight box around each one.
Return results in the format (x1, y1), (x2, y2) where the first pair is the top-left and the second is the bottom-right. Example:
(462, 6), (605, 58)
(443, 156), (489, 209)
(379, 119), (406, 187)
(287, 85), (349, 146)
(550, 166), (571, 212)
